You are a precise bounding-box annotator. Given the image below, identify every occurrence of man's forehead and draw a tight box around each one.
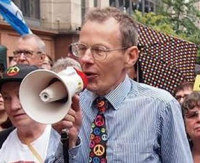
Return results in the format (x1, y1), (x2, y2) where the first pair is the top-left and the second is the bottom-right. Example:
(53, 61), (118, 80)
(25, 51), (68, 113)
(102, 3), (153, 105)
(176, 88), (192, 95)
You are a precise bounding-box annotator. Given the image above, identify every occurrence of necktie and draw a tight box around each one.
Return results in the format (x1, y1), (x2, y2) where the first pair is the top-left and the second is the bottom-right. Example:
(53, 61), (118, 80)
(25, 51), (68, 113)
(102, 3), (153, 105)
(89, 97), (108, 163)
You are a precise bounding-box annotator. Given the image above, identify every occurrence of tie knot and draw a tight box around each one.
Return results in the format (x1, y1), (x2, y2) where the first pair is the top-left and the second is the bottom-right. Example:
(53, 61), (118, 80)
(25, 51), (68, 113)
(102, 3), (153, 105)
(96, 96), (108, 113)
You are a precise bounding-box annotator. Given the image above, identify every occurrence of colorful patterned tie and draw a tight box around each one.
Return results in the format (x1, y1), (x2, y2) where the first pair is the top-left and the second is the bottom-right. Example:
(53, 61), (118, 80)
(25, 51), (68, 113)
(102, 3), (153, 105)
(89, 97), (108, 163)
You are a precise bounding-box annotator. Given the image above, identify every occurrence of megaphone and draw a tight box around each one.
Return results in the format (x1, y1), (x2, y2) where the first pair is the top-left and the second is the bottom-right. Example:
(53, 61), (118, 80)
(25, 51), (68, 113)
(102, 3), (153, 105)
(19, 66), (88, 124)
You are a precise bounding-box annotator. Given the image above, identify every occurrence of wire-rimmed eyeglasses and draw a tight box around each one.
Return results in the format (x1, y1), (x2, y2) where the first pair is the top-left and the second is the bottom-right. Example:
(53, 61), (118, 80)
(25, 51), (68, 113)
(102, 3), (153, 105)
(13, 49), (42, 58)
(175, 94), (189, 102)
(70, 42), (128, 60)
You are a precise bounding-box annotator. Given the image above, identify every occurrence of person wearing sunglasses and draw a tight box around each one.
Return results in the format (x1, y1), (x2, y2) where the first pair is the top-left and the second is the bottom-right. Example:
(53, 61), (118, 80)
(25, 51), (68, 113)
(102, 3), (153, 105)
(182, 91), (200, 163)
(13, 34), (46, 68)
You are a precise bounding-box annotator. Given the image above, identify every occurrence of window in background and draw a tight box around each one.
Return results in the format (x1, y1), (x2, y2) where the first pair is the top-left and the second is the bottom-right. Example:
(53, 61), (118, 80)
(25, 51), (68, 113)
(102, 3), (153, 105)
(81, 0), (86, 24)
(94, 0), (98, 7)
(12, 0), (40, 19)
(109, 0), (156, 14)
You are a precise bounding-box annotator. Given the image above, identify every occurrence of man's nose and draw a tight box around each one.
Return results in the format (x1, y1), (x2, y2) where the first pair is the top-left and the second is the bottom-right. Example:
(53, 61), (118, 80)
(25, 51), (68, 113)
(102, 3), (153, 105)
(10, 97), (21, 111)
(179, 97), (185, 104)
(19, 53), (26, 60)
(80, 49), (93, 63)
(0, 94), (3, 102)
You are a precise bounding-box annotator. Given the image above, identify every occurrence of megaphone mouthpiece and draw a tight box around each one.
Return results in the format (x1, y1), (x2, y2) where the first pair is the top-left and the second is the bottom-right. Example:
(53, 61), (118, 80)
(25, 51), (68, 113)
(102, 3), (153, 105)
(39, 80), (67, 103)
(74, 68), (88, 88)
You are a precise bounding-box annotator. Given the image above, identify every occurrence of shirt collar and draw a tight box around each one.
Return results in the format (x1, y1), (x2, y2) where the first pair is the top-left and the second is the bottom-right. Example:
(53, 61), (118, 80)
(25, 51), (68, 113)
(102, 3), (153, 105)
(88, 75), (132, 110)
(105, 75), (131, 110)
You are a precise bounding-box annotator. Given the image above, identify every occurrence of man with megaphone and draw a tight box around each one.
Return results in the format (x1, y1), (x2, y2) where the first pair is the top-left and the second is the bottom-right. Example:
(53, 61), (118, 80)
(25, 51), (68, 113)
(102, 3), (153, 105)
(0, 64), (78, 163)
(49, 7), (192, 163)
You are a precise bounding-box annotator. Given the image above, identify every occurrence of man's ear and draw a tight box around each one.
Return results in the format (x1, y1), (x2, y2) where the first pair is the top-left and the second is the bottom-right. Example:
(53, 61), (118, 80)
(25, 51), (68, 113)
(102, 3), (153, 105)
(41, 53), (46, 60)
(125, 46), (139, 68)
(38, 53), (46, 66)
(40, 53), (46, 62)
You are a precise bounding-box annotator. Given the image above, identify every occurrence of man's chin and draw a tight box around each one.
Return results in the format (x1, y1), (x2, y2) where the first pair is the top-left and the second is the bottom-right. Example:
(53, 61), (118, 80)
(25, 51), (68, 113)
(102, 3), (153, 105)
(86, 84), (98, 92)
(0, 108), (5, 111)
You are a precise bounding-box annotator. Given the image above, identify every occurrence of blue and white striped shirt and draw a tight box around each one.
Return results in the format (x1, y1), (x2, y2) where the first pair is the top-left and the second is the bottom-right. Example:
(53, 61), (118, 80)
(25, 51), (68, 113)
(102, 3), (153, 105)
(58, 76), (193, 163)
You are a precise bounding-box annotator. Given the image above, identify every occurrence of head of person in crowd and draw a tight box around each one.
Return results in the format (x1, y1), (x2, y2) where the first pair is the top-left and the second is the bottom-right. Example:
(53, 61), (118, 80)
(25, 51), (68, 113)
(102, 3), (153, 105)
(182, 91), (200, 163)
(13, 34), (46, 68)
(41, 54), (53, 70)
(0, 64), (5, 78)
(52, 57), (81, 73)
(0, 93), (6, 129)
(0, 93), (12, 131)
(9, 57), (17, 67)
(0, 64), (61, 162)
(0, 64), (43, 129)
(174, 81), (194, 104)
(70, 7), (138, 95)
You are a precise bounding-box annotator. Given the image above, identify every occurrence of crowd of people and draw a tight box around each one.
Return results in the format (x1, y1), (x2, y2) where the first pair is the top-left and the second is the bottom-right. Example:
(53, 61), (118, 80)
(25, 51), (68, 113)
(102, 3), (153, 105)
(0, 6), (198, 163)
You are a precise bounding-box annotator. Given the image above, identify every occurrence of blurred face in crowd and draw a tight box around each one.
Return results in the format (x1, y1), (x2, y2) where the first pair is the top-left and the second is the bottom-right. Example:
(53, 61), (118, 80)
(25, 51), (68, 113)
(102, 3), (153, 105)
(1, 82), (35, 128)
(41, 55), (52, 70)
(78, 18), (138, 95)
(184, 106), (200, 141)
(0, 93), (4, 112)
(9, 57), (17, 67)
(175, 87), (193, 104)
(13, 37), (45, 67)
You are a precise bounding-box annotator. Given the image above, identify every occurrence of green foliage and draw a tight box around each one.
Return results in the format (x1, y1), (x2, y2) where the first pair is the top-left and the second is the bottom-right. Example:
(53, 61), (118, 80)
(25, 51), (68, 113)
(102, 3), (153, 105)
(133, 10), (177, 36)
(133, 0), (200, 63)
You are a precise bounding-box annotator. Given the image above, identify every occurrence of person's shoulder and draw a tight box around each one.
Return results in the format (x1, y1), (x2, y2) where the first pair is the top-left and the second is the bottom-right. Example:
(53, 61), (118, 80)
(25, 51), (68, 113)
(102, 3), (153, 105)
(0, 126), (15, 138)
(131, 80), (174, 102)
(0, 126), (15, 148)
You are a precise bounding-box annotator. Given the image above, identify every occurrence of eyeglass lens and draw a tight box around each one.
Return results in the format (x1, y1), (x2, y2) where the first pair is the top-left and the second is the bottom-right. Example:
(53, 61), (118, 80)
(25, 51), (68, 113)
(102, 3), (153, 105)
(13, 50), (34, 57)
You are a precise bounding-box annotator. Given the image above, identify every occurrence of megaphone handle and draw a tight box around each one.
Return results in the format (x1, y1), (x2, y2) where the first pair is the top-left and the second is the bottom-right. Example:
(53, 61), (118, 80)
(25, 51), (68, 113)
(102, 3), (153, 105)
(61, 130), (69, 163)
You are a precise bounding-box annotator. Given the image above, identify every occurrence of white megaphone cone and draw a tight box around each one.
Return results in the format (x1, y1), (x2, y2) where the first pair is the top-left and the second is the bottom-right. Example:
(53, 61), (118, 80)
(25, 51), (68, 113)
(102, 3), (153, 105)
(19, 66), (88, 124)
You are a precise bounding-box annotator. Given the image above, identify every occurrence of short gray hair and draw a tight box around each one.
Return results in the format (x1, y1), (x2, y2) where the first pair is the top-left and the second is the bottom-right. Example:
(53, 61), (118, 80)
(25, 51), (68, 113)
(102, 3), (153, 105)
(52, 57), (81, 73)
(84, 7), (138, 47)
(19, 34), (46, 53)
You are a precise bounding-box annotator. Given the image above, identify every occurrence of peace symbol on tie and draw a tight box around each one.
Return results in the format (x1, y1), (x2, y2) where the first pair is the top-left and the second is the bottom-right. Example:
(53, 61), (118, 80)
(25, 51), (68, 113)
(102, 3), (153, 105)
(89, 97), (108, 163)
(93, 144), (105, 156)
